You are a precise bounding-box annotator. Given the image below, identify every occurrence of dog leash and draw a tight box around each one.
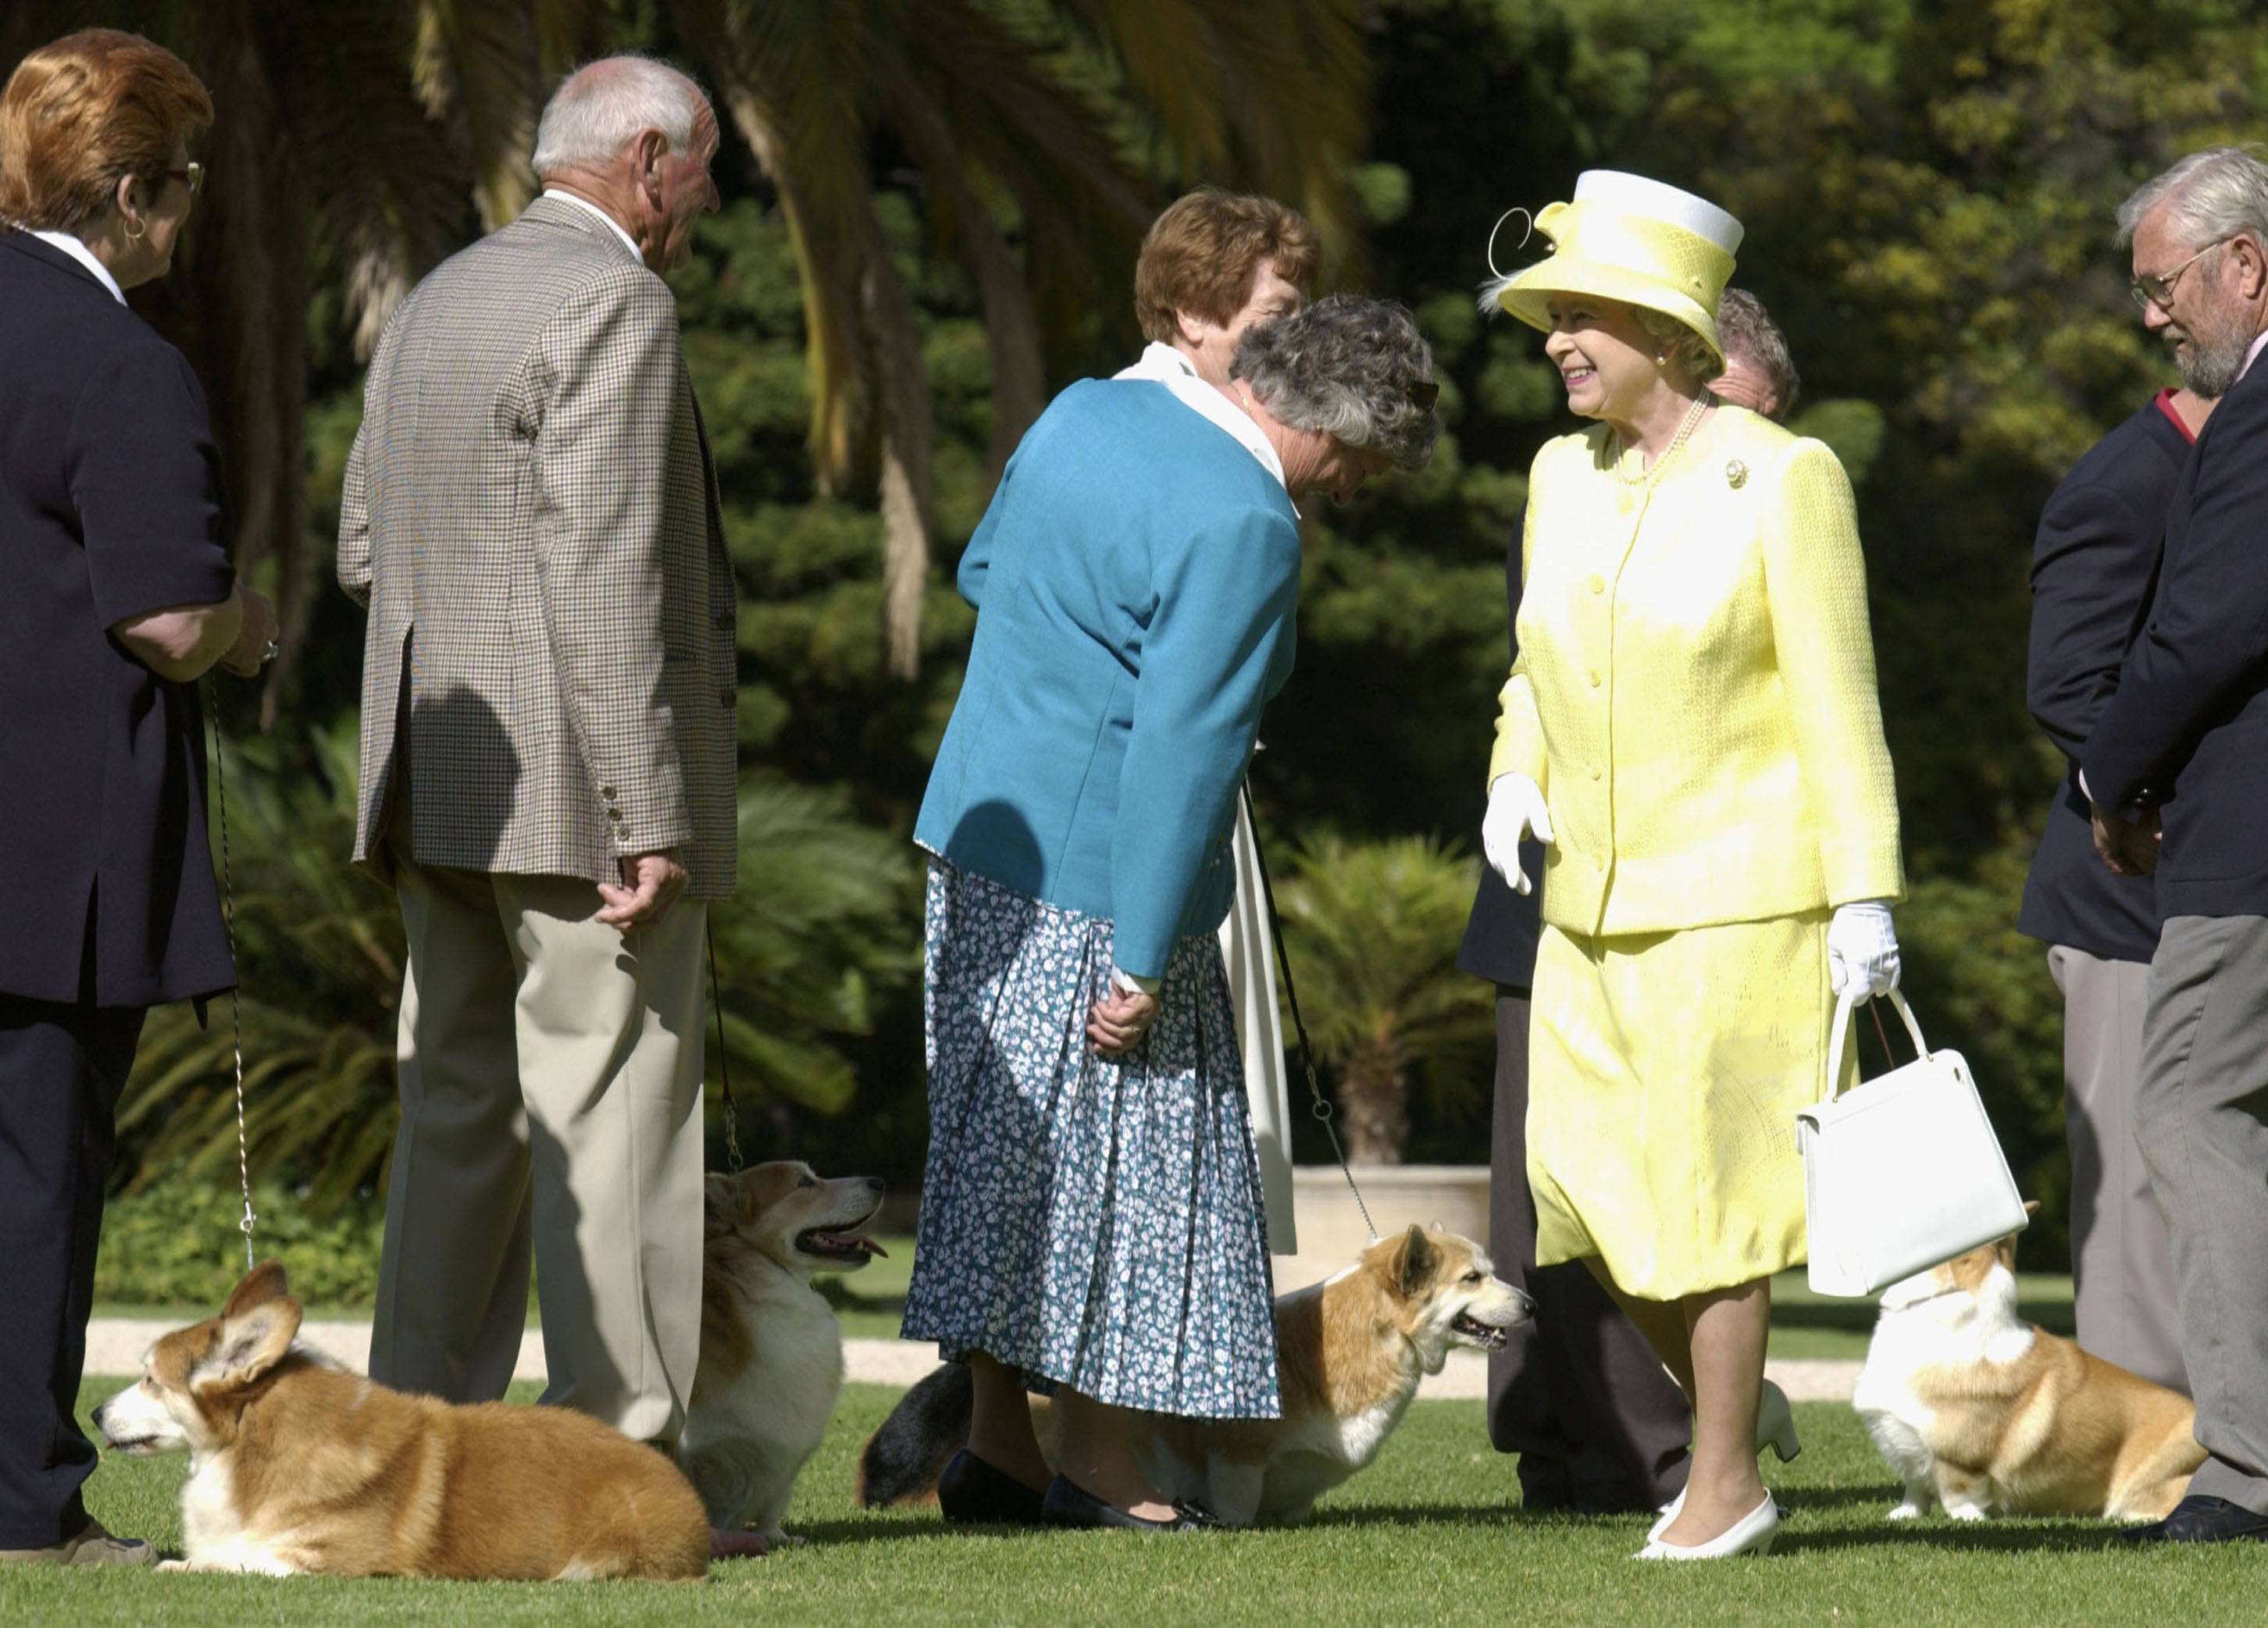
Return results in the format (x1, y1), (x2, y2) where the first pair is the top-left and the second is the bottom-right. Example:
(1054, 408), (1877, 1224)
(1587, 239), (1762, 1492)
(203, 680), (258, 1271)
(1240, 780), (1378, 1245)
(706, 917), (744, 1175)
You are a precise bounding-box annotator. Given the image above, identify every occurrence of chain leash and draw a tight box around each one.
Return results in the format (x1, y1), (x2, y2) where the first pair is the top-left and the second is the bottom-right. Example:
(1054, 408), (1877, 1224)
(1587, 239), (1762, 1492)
(1240, 780), (1377, 1245)
(706, 916), (743, 1175)
(205, 680), (256, 1270)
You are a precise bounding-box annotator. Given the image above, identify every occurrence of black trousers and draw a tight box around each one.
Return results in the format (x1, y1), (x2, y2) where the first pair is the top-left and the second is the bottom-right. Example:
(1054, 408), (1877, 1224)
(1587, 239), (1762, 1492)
(1485, 991), (1691, 1509)
(0, 995), (144, 1546)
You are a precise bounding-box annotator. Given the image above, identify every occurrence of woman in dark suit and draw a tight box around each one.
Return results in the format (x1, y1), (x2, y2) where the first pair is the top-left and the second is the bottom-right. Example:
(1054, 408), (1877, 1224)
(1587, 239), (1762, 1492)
(0, 29), (275, 1567)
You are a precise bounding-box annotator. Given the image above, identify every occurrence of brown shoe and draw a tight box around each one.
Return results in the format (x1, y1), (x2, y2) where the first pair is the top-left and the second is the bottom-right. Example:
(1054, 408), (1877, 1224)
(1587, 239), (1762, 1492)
(0, 1519), (158, 1566)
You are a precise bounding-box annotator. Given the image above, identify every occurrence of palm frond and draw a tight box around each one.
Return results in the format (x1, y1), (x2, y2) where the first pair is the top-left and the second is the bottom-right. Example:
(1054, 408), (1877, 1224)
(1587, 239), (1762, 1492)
(413, 0), (549, 231)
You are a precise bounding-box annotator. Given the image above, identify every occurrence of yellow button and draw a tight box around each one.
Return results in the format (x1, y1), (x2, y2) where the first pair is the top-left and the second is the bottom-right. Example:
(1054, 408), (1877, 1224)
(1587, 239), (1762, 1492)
(1587, 670), (1602, 688)
(1590, 768), (1603, 782)
(1588, 575), (1605, 595)
(1617, 491), (1634, 515)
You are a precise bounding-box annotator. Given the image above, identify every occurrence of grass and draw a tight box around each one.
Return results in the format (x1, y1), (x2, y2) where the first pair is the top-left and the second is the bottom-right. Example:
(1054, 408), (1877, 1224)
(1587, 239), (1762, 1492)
(14, 1380), (2267, 1626)
(94, 1248), (2077, 1359)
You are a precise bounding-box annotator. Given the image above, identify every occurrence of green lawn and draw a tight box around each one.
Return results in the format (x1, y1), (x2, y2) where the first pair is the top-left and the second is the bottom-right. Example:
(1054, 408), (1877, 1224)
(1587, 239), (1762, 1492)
(14, 1379), (2265, 1626)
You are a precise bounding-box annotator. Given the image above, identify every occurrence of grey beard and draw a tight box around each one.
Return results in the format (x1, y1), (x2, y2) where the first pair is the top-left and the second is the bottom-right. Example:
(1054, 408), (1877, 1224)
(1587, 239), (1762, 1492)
(2177, 319), (2250, 398)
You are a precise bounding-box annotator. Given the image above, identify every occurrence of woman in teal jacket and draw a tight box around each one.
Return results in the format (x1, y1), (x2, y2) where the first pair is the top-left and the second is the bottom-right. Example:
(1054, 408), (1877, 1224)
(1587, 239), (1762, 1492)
(903, 296), (1437, 1530)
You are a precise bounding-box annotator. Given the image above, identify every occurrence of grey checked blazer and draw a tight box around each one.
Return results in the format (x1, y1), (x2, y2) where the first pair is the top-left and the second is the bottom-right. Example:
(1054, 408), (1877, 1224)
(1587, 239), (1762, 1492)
(339, 195), (737, 899)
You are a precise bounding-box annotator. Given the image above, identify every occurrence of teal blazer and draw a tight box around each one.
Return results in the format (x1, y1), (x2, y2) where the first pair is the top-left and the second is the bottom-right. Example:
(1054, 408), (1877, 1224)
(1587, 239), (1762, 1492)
(915, 378), (1301, 978)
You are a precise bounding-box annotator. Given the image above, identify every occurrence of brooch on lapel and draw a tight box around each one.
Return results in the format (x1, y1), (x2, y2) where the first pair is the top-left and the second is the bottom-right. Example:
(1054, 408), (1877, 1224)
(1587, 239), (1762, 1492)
(1724, 458), (1749, 490)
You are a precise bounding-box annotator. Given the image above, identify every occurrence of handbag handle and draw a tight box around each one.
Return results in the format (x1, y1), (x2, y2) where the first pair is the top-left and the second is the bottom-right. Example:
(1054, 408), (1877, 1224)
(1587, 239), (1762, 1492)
(1823, 988), (1930, 1099)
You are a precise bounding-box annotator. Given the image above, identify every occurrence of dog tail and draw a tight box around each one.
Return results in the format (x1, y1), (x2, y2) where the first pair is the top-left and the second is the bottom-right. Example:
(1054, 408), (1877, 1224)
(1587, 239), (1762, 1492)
(855, 1361), (974, 1508)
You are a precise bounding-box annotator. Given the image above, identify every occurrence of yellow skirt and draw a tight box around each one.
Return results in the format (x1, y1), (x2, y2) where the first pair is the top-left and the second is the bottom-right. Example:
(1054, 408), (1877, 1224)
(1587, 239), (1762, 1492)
(1526, 910), (1849, 1300)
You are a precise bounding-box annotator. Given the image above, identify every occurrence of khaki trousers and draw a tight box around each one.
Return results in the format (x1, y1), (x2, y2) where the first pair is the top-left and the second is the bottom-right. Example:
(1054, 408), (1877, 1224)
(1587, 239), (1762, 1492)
(369, 846), (706, 1447)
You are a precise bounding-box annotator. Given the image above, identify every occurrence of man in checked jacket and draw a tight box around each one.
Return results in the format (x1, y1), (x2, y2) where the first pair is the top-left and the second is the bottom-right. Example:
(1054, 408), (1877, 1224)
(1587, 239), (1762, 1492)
(337, 57), (734, 1466)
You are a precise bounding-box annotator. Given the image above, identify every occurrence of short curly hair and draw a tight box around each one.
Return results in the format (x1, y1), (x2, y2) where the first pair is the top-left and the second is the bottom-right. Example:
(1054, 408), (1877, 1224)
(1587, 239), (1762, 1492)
(1230, 294), (1439, 472)
(1713, 287), (1800, 415)
(0, 28), (212, 232)
(1134, 188), (1320, 345)
(1635, 308), (1718, 388)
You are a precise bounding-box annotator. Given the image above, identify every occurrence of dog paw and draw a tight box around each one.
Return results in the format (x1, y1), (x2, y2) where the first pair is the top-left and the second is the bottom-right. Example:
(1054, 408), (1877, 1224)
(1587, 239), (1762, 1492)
(156, 1559), (191, 1573)
(1886, 1502), (1924, 1522)
(1946, 1505), (1988, 1523)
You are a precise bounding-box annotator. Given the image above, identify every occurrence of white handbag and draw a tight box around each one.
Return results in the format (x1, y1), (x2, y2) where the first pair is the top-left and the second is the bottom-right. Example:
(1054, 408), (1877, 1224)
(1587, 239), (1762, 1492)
(1796, 989), (2029, 1297)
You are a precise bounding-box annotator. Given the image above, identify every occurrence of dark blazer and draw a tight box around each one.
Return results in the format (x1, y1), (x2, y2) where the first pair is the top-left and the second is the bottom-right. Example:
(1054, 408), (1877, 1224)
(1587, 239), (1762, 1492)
(1459, 522), (1545, 992)
(0, 231), (236, 1006)
(2084, 348), (2268, 919)
(2017, 396), (2184, 962)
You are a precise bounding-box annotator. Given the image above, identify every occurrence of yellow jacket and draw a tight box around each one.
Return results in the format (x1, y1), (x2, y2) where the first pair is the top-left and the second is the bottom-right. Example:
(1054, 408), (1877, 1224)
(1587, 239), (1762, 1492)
(1489, 407), (1903, 937)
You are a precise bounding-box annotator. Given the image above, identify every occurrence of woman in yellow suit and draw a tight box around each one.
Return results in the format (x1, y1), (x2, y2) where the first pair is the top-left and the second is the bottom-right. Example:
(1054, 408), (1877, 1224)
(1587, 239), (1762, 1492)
(1478, 172), (1902, 1560)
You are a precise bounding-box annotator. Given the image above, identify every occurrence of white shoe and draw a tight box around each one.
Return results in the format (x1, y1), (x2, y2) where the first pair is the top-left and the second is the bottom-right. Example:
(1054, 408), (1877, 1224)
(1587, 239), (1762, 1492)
(1757, 1377), (1802, 1465)
(1647, 1381), (1799, 1541)
(1635, 1493), (1781, 1560)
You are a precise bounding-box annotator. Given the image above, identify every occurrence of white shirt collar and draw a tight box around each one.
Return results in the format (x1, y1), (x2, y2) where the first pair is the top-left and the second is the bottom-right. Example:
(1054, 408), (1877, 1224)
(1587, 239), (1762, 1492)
(1114, 341), (1293, 508)
(2243, 327), (2268, 382)
(540, 189), (641, 261)
(27, 229), (125, 305)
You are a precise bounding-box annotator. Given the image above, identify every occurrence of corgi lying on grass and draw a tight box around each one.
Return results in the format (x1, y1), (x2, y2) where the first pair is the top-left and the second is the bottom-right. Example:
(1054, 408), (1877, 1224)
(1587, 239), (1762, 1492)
(93, 1262), (709, 1580)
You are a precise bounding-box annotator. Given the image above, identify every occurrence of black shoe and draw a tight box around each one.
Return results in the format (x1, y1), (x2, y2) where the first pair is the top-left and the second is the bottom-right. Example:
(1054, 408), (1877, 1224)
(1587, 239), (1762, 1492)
(2113, 1494), (2268, 1545)
(936, 1450), (1048, 1526)
(1040, 1475), (1219, 1532)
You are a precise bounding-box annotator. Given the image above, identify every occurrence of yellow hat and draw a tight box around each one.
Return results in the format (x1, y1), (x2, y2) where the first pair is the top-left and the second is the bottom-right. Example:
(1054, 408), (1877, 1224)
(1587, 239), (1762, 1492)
(1485, 171), (1742, 372)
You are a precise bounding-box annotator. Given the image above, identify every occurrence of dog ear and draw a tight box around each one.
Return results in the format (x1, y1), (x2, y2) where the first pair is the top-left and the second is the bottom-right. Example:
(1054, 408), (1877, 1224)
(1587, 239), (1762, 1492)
(203, 1292), (303, 1389)
(223, 1259), (290, 1320)
(703, 1172), (739, 1230)
(1395, 1224), (1435, 1297)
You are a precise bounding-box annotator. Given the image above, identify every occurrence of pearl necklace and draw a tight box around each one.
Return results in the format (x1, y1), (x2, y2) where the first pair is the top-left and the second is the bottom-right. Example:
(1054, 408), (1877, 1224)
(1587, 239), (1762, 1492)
(1613, 394), (1711, 487)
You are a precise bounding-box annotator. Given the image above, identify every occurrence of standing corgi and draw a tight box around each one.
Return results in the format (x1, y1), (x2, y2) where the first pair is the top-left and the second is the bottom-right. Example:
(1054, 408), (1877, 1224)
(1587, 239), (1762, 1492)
(1852, 1208), (2203, 1522)
(91, 1263), (709, 1579)
(858, 1225), (1533, 1526)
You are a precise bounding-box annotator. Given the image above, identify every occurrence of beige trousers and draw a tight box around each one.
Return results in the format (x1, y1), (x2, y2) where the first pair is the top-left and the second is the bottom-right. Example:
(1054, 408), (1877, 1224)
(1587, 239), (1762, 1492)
(369, 847), (707, 1447)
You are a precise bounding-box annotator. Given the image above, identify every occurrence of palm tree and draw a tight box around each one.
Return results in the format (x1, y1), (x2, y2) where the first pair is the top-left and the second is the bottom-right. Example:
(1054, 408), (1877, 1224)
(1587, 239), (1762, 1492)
(5, 2), (1369, 689)
(675, 0), (1371, 675)
(1273, 832), (1496, 1165)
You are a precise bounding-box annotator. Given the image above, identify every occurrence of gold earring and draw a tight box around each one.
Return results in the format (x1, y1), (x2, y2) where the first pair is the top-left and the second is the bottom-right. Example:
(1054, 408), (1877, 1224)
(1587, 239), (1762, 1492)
(125, 219), (145, 243)
(1653, 353), (1666, 367)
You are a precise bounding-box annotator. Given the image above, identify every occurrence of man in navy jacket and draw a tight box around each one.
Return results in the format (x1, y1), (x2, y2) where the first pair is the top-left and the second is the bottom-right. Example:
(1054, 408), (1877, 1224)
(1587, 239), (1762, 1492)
(2084, 146), (2268, 1545)
(2018, 378), (2211, 1395)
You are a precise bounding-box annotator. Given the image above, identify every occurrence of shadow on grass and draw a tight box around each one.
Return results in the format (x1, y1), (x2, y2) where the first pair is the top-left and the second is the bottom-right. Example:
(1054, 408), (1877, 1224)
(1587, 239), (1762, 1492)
(1778, 1517), (2117, 1555)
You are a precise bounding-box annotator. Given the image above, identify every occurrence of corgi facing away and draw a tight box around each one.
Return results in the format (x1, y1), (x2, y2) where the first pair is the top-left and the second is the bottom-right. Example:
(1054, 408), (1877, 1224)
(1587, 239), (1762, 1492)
(1852, 1209), (2203, 1523)
(676, 1160), (887, 1544)
(858, 1225), (1534, 1526)
(91, 1262), (709, 1580)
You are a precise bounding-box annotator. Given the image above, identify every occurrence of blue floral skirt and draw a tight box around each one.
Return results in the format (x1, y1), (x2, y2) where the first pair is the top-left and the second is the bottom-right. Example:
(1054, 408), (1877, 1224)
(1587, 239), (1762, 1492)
(900, 859), (1280, 1420)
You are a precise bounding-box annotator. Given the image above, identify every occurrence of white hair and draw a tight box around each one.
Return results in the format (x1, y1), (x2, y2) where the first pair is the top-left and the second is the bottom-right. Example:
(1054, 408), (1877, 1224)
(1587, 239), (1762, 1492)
(532, 56), (708, 178)
(2116, 144), (2268, 248)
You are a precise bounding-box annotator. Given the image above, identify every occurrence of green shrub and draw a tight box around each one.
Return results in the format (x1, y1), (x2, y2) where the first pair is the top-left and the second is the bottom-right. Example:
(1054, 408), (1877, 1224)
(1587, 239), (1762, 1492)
(94, 1181), (385, 1311)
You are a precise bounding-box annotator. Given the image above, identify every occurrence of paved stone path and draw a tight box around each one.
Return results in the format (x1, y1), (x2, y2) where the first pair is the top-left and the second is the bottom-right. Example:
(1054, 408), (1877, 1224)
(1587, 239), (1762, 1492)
(84, 1319), (1863, 1402)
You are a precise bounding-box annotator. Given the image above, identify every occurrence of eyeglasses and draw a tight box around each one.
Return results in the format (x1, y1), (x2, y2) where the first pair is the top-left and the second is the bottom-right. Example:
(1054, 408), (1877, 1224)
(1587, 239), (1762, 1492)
(2130, 237), (2227, 312)
(161, 162), (205, 198)
(1405, 377), (1439, 411)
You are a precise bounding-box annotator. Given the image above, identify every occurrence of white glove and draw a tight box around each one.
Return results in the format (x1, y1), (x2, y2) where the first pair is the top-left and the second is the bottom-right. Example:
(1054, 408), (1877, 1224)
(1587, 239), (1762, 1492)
(1827, 899), (1900, 999)
(1482, 774), (1553, 896)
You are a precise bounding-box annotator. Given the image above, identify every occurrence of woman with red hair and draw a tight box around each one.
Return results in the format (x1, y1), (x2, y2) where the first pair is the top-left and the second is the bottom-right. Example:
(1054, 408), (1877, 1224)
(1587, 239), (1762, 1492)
(0, 28), (273, 1567)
